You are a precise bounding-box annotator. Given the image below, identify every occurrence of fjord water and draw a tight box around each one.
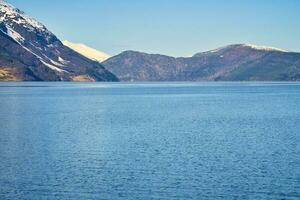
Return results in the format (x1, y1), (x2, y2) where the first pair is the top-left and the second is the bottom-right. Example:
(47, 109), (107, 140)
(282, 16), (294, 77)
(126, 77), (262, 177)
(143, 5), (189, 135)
(0, 82), (300, 199)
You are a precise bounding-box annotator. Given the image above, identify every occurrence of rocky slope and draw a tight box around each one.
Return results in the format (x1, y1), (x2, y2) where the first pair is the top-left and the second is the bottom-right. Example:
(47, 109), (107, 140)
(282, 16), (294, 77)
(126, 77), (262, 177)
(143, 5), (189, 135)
(0, 0), (118, 81)
(103, 44), (300, 81)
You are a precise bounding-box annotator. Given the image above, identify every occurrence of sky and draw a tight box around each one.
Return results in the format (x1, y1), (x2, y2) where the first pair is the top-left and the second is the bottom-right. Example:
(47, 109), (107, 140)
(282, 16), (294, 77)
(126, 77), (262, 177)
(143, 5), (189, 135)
(7, 0), (300, 57)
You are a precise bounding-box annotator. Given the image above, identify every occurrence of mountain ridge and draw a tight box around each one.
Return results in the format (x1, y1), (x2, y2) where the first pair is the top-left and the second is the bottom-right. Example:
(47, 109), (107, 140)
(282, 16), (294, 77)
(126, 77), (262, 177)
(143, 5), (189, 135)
(102, 44), (300, 81)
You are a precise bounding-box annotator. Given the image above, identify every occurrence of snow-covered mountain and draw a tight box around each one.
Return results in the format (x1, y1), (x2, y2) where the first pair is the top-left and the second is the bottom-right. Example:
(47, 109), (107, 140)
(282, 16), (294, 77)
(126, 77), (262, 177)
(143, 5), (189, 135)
(63, 40), (111, 62)
(0, 0), (118, 81)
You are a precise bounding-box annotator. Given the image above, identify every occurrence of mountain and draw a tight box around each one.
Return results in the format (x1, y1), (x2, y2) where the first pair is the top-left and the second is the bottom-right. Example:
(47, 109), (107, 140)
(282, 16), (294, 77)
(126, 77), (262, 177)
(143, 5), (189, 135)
(102, 44), (300, 81)
(0, 1), (118, 81)
(63, 40), (111, 62)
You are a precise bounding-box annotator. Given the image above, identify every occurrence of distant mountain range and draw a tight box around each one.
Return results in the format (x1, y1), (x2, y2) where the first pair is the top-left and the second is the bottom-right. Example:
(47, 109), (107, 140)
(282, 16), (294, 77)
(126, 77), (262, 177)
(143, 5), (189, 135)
(1, 0), (300, 82)
(0, 0), (117, 81)
(102, 44), (300, 81)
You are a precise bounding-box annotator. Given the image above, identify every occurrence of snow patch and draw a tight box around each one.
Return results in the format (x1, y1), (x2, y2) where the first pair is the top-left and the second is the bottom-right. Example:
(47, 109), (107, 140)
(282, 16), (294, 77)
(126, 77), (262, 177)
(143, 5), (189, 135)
(40, 60), (66, 73)
(203, 44), (289, 54)
(50, 59), (64, 67)
(0, 23), (25, 43)
(242, 44), (288, 52)
(58, 56), (70, 65)
(19, 45), (66, 73)
(6, 25), (24, 42)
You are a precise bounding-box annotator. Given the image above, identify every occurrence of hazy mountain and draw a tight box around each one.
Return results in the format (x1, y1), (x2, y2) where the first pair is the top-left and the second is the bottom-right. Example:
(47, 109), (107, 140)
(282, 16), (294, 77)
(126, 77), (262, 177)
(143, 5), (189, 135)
(0, 0), (118, 81)
(63, 40), (111, 62)
(102, 44), (300, 81)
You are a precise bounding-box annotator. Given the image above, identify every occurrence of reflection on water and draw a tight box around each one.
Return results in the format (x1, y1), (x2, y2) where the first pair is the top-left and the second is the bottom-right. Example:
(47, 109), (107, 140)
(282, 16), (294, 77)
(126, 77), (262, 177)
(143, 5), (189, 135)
(0, 82), (300, 199)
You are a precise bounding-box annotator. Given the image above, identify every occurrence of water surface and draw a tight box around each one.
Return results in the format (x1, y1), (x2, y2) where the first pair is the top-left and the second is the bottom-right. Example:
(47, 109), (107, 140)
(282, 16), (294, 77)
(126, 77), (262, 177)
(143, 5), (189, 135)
(0, 82), (300, 199)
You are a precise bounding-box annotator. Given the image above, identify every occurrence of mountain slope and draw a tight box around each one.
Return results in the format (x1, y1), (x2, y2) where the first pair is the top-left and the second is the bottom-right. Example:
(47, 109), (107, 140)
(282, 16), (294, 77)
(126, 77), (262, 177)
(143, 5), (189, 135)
(102, 44), (300, 81)
(63, 40), (111, 62)
(0, 1), (118, 81)
(101, 51), (178, 81)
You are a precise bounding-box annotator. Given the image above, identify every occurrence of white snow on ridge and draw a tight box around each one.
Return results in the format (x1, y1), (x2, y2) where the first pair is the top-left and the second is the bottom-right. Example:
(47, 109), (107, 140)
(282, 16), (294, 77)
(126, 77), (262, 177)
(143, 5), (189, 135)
(0, 0), (48, 32)
(206, 47), (225, 53)
(63, 40), (111, 62)
(204, 44), (289, 54)
(242, 44), (288, 52)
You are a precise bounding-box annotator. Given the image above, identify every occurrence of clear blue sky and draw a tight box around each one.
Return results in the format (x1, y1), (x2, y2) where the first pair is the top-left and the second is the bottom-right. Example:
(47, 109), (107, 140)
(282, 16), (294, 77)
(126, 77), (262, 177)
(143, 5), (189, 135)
(7, 0), (300, 56)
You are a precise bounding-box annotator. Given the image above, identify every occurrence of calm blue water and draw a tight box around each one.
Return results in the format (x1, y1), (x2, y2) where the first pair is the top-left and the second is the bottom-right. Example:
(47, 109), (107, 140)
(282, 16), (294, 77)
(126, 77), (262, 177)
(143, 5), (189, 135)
(0, 82), (300, 199)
